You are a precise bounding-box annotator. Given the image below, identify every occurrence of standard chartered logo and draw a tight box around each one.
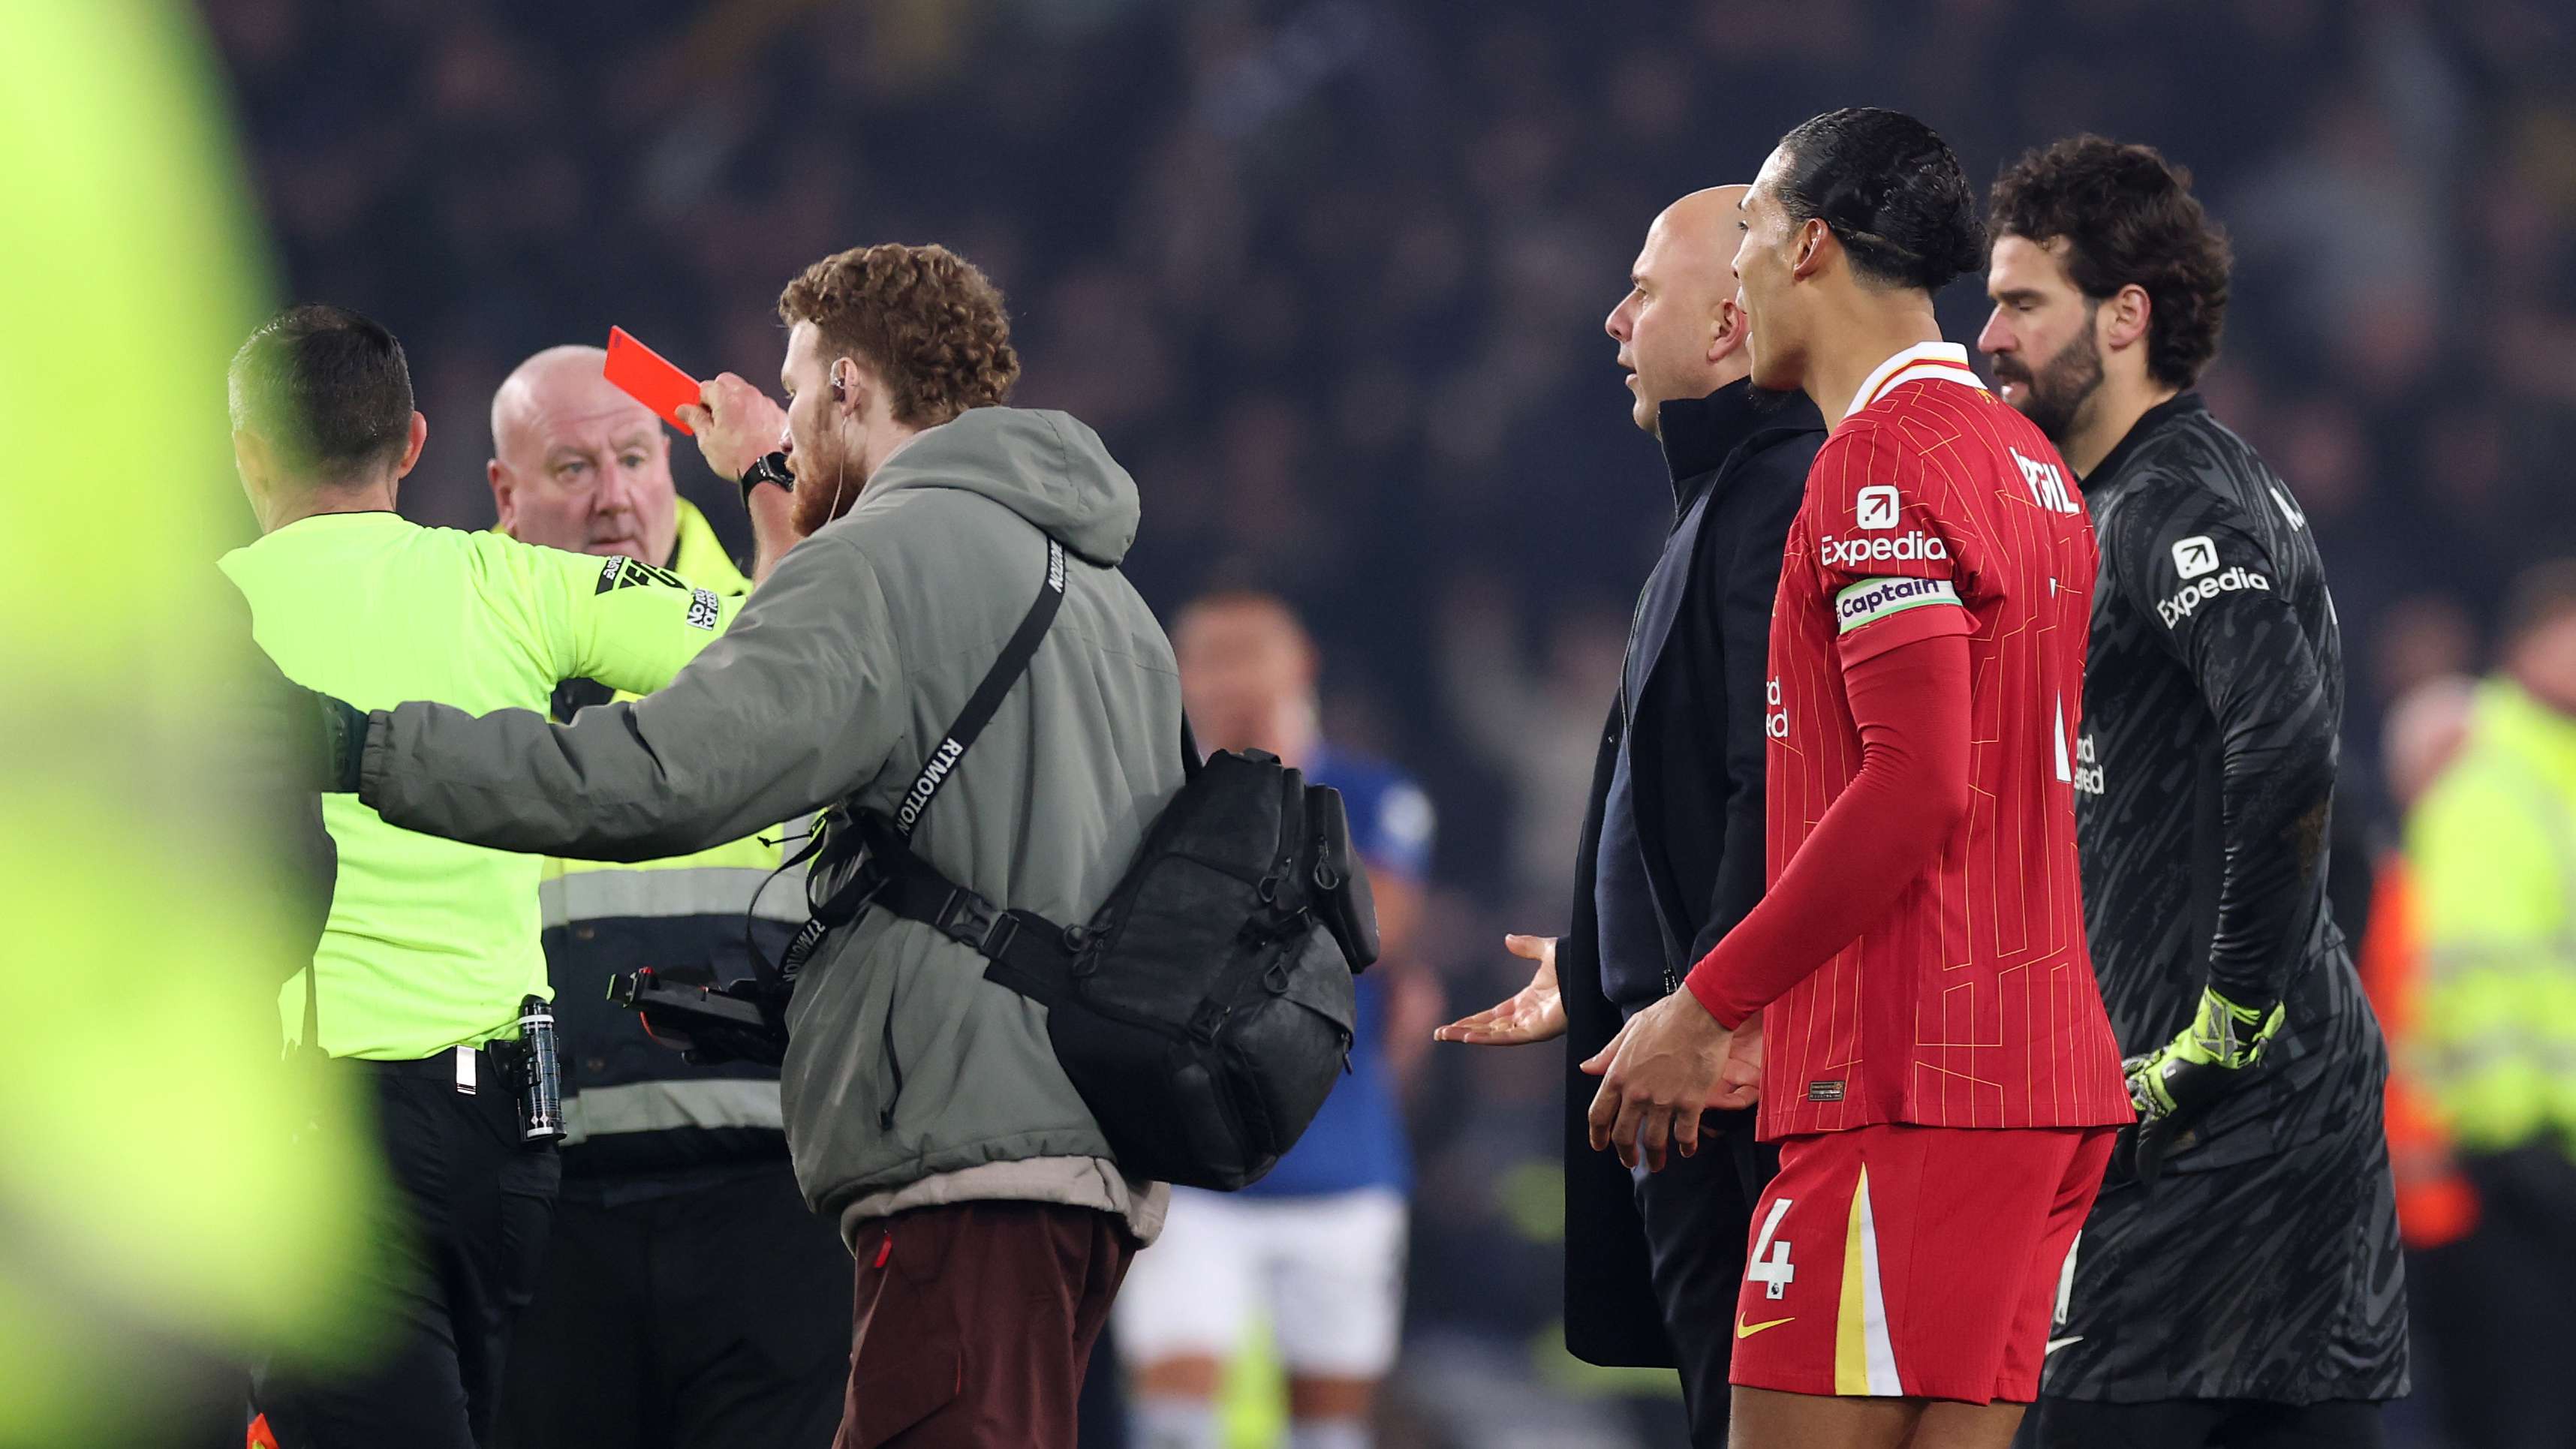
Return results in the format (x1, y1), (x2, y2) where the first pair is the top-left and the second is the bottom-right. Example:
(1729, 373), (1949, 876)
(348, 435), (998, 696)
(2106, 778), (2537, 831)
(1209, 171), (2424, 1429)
(1766, 676), (1789, 739)
(1818, 532), (1948, 570)
(2072, 732), (2105, 796)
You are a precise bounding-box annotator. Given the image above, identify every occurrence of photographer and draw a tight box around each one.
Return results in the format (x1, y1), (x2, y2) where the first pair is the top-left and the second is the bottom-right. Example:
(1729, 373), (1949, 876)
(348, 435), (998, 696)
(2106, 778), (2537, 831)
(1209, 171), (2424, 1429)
(311, 245), (1184, 1447)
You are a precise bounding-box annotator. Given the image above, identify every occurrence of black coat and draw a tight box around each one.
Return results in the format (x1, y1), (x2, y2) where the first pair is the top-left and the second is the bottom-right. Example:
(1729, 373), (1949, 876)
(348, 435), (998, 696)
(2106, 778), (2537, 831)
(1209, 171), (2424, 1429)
(1560, 381), (1822, 1368)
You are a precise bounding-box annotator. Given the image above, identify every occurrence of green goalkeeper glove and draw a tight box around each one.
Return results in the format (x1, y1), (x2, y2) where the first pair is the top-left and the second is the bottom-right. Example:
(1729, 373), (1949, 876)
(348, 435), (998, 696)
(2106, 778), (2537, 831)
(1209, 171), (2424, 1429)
(2123, 985), (2284, 1181)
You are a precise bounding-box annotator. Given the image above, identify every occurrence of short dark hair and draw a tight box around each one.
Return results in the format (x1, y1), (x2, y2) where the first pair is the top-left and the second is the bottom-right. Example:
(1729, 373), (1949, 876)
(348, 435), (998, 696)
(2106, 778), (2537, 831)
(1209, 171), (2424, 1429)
(228, 303), (415, 479)
(2501, 560), (2576, 648)
(1988, 136), (2232, 389)
(1775, 107), (1985, 293)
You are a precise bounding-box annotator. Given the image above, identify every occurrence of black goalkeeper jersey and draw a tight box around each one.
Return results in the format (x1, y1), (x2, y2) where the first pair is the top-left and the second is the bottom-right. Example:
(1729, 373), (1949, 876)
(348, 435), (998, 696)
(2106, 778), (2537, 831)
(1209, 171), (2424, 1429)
(2046, 392), (2407, 1404)
(2075, 391), (2368, 1153)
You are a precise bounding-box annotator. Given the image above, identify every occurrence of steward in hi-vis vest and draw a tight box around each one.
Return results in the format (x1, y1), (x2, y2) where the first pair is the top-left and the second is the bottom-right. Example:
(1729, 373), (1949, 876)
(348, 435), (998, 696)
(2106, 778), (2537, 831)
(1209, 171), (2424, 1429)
(478, 345), (852, 1449)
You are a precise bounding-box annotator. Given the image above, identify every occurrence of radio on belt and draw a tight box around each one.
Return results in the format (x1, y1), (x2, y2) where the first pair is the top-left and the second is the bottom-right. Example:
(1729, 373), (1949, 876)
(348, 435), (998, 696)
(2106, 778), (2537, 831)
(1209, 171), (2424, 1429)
(515, 994), (567, 1143)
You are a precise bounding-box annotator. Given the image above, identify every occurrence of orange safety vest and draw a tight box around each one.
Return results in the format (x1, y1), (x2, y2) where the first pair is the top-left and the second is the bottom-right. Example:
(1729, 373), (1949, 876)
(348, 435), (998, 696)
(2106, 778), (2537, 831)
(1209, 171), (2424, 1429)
(2358, 852), (2478, 1249)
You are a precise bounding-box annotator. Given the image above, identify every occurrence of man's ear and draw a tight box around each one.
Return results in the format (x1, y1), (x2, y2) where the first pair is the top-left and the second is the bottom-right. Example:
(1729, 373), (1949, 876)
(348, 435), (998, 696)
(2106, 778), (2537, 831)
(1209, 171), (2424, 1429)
(1791, 218), (1834, 281)
(487, 457), (517, 535)
(1710, 293), (1747, 362)
(2101, 283), (2153, 355)
(232, 427), (269, 482)
(394, 410), (429, 479)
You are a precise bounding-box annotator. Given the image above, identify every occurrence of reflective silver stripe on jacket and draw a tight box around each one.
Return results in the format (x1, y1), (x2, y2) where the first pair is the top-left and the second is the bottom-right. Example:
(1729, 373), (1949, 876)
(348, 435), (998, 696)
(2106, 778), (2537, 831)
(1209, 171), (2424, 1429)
(561, 1078), (786, 1144)
(539, 864), (808, 928)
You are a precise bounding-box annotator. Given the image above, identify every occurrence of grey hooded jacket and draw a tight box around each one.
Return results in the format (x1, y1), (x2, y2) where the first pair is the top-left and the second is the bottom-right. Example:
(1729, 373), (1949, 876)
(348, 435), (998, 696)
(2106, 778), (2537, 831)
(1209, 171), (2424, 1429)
(358, 407), (1182, 1245)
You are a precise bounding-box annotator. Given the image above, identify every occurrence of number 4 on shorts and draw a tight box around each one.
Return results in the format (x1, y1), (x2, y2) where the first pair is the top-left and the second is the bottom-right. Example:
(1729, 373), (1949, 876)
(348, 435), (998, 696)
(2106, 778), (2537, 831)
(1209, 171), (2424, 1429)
(1746, 1198), (1795, 1300)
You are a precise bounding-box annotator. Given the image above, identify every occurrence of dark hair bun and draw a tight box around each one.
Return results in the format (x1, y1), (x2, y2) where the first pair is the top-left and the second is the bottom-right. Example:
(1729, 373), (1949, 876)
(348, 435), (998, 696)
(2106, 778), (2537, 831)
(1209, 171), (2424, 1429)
(1780, 107), (1985, 293)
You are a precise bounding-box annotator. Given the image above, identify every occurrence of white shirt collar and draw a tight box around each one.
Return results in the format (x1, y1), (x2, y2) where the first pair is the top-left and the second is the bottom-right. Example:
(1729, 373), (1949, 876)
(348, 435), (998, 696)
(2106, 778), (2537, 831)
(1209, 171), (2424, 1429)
(1848, 341), (1985, 417)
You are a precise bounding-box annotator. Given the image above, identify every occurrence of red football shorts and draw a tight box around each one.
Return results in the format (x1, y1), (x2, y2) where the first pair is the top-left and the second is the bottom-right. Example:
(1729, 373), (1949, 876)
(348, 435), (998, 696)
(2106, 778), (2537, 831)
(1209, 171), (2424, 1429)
(1729, 1122), (2116, 1404)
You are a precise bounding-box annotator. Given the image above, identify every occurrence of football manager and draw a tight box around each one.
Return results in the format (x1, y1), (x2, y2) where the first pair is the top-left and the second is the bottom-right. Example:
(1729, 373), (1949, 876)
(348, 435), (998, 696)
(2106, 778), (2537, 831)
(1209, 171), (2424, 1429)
(301, 243), (1186, 1449)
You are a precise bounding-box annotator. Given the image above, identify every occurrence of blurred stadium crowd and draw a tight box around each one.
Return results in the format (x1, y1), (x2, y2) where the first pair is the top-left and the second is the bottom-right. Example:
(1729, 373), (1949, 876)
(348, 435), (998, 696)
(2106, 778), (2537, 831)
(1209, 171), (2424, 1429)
(200, 0), (2576, 1441)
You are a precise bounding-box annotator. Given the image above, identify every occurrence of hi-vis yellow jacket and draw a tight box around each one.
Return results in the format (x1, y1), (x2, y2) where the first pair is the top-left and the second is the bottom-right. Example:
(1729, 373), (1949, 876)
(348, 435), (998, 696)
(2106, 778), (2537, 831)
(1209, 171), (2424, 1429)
(2408, 678), (2576, 1156)
(528, 501), (808, 1171)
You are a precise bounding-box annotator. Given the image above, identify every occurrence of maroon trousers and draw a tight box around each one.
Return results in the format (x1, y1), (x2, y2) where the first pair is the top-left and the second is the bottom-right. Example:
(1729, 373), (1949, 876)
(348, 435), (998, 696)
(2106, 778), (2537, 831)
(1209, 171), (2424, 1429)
(833, 1200), (1136, 1449)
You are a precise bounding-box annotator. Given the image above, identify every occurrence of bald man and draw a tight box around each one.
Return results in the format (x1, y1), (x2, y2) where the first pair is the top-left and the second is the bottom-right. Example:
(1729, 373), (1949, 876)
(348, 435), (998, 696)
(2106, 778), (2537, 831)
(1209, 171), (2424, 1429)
(485, 347), (850, 1449)
(1436, 187), (1824, 1445)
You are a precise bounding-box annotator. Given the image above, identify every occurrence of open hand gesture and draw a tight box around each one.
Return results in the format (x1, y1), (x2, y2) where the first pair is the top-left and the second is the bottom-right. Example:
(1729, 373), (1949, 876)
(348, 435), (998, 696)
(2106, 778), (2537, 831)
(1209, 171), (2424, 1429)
(1433, 934), (1566, 1045)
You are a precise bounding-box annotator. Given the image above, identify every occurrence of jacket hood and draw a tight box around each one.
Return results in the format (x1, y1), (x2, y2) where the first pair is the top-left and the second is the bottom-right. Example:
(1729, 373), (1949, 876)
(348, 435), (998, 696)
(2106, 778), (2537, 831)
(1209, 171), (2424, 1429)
(863, 407), (1140, 567)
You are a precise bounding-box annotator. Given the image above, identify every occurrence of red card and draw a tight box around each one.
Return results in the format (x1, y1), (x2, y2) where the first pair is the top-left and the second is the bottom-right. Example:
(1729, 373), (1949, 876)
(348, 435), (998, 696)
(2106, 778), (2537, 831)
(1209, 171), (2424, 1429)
(603, 326), (700, 435)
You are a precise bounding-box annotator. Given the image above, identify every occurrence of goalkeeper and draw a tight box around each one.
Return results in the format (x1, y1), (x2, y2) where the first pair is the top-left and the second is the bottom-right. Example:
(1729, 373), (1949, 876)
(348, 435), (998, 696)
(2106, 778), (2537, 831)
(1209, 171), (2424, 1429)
(1978, 137), (2406, 1445)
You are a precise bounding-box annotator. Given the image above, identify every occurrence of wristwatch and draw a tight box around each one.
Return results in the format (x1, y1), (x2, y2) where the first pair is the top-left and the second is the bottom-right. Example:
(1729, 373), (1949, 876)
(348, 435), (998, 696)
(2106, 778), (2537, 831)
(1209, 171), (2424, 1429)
(738, 450), (794, 509)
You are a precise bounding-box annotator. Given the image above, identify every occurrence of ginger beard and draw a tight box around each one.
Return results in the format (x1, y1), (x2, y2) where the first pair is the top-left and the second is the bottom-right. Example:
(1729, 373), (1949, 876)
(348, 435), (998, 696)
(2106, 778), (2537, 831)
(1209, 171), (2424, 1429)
(788, 423), (861, 537)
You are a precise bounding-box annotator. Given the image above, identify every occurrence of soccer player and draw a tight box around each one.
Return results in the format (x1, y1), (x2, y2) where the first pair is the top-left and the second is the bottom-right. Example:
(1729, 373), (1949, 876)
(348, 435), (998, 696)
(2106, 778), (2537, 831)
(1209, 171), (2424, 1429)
(1579, 108), (2131, 1449)
(1979, 136), (2407, 1447)
(1118, 591), (1435, 1449)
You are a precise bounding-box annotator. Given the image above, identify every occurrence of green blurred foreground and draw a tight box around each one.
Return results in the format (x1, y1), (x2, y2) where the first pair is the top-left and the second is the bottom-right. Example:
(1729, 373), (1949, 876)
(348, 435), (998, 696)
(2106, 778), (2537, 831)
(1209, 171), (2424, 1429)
(0, 2), (379, 1442)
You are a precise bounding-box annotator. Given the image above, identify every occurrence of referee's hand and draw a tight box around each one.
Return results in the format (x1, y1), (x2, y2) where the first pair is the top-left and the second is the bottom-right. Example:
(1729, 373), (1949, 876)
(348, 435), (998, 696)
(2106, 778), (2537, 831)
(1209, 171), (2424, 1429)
(676, 374), (790, 485)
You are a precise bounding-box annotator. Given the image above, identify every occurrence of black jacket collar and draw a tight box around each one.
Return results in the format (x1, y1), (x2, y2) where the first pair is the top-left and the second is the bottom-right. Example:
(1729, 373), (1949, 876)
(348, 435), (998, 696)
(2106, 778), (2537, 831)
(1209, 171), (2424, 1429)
(2087, 390), (2206, 483)
(1656, 380), (1825, 510)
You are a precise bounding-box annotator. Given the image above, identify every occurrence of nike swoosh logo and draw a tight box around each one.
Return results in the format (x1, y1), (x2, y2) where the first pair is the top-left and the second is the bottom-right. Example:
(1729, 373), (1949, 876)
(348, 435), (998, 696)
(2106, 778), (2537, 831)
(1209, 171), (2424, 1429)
(1736, 1313), (1795, 1339)
(2045, 1335), (2084, 1355)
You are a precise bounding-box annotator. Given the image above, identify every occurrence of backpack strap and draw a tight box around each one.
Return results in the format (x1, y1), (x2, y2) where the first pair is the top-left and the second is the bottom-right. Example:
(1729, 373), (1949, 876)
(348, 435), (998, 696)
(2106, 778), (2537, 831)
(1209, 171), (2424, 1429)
(771, 537), (1066, 982)
(886, 537), (1067, 844)
(850, 810), (1082, 1005)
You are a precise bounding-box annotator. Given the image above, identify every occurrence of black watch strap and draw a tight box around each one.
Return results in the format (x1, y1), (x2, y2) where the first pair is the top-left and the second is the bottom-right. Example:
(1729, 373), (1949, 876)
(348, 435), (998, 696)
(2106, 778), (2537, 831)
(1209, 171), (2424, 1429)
(738, 451), (793, 508)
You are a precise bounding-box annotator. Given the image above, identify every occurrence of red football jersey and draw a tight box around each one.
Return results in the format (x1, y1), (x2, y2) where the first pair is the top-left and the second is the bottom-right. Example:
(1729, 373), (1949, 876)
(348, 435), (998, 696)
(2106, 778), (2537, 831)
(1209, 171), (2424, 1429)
(1756, 341), (2130, 1138)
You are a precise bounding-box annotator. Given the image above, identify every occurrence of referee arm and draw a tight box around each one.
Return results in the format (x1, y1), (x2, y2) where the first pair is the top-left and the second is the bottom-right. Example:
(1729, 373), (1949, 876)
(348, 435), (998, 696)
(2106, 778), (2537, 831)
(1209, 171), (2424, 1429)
(360, 528), (905, 862)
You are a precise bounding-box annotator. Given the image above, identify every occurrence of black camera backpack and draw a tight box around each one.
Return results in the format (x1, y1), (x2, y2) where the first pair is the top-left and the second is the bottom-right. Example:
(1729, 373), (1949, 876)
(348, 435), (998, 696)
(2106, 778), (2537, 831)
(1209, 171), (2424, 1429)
(792, 537), (1379, 1192)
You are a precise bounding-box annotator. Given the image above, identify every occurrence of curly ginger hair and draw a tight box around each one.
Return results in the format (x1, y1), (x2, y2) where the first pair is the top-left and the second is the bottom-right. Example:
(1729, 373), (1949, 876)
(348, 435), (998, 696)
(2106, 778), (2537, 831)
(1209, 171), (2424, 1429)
(778, 243), (1020, 425)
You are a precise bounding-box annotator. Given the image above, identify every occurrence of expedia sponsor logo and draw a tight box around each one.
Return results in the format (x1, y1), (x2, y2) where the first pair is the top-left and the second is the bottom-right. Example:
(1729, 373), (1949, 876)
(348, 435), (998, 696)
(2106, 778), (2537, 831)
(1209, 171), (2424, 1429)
(896, 737), (966, 830)
(2156, 567), (2270, 627)
(2171, 535), (2219, 580)
(1765, 676), (1788, 740)
(1855, 485), (1900, 530)
(1834, 575), (1961, 634)
(2073, 732), (2105, 796)
(1819, 532), (1949, 570)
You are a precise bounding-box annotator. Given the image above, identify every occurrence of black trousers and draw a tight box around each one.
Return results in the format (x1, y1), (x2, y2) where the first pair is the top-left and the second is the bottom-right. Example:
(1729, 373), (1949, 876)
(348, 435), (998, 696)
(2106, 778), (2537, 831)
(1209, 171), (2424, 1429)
(257, 1053), (561, 1449)
(2410, 1144), (2576, 1449)
(1630, 1109), (1769, 1449)
(2028, 1398), (2385, 1448)
(498, 1162), (853, 1449)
